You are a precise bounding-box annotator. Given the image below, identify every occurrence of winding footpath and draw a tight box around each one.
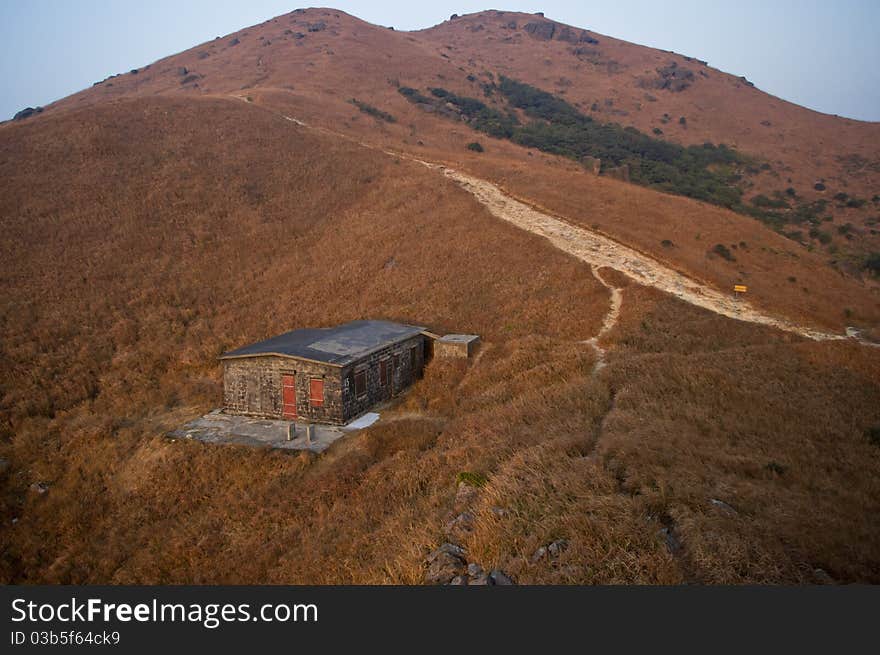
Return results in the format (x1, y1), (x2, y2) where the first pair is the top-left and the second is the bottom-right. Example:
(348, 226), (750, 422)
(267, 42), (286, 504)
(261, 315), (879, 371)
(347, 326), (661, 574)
(238, 97), (873, 349)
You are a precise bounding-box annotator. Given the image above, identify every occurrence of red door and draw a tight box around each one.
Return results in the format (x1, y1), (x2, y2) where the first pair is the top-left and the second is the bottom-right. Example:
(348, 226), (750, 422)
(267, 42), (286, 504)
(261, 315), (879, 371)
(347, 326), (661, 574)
(282, 374), (297, 419)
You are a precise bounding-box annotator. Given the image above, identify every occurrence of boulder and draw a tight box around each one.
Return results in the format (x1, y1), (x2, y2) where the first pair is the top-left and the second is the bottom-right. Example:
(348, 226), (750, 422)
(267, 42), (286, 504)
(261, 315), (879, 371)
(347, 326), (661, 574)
(29, 481), (49, 494)
(579, 31), (599, 45)
(468, 573), (492, 585)
(644, 62), (695, 92)
(709, 499), (737, 516)
(523, 21), (555, 40)
(454, 481), (479, 509)
(13, 107), (43, 121)
(548, 539), (569, 558)
(489, 570), (514, 585)
(444, 512), (475, 540)
(425, 543), (467, 584)
(532, 539), (568, 562)
(425, 552), (466, 584)
(427, 542), (465, 561)
(658, 527), (682, 554)
(812, 568), (835, 585)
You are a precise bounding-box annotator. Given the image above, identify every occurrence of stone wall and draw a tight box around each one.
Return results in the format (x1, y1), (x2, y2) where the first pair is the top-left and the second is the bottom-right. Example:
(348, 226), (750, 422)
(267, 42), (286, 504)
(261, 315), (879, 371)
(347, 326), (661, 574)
(340, 335), (425, 422)
(222, 356), (344, 423)
(222, 334), (427, 425)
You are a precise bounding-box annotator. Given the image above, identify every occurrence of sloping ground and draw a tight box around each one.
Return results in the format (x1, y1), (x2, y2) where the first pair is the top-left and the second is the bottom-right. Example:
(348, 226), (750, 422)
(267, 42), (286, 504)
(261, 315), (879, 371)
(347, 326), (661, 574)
(238, 94), (880, 333)
(1, 96), (879, 584)
(33, 8), (880, 260)
(418, 11), (880, 210)
(434, 164), (844, 340)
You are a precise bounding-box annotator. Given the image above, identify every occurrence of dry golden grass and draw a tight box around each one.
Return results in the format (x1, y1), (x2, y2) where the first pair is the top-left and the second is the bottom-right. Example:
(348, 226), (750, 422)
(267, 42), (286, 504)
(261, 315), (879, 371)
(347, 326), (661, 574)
(0, 96), (608, 583)
(23, 7), (879, 332)
(1, 95), (878, 585)
(597, 284), (880, 583)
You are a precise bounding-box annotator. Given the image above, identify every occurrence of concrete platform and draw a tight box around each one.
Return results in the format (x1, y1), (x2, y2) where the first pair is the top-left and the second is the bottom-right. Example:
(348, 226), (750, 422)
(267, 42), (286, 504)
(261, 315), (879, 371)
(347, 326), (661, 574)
(166, 410), (380, 453)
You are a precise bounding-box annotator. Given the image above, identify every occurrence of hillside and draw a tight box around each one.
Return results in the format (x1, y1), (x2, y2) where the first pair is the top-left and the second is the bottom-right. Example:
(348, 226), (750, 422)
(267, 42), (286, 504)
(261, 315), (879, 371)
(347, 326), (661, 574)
(1, 8), (879, 584)
(32, 8), (880, 286)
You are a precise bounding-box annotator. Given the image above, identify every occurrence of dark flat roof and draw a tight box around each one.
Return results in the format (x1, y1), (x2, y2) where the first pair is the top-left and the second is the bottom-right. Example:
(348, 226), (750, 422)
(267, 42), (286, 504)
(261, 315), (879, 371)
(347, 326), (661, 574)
(220, 320), (425, 366)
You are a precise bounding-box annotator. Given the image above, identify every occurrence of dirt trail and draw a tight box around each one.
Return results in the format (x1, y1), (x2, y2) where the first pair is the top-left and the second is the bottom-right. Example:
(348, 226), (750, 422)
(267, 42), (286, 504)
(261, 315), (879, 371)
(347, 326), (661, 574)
(237, 97), (860, 345)
(583, 268), (623, 373)
(428, 164), (846, 342)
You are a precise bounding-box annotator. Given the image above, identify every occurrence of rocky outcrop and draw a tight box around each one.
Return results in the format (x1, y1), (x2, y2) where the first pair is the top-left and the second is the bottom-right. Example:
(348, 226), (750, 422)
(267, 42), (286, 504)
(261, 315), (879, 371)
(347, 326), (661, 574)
(425, 543), (467, 584)
(444, 511), (475, 542)
(523, 21), (556, 40)
(640, 62), (695, 92)
(523, 21), (599, 44)
(423, 479), (516, 585)
(13, 107), (43, 121)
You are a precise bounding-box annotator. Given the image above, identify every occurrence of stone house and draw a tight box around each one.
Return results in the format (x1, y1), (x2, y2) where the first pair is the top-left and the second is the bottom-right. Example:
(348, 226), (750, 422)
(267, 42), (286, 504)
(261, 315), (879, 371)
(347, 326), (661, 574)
(219, 320), (427, 425)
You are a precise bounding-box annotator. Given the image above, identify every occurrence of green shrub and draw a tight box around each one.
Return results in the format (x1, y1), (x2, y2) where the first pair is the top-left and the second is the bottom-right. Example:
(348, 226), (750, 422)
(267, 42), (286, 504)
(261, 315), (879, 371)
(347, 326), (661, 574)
(866, 426), (880, 448)
(457, 471), (489, 487)
(808, 227), (832, 244)
(711, 243), (735, 261)
(865, 252), (880, 275)
(400, 84), (516, 138)
(397, 86), (432, 103)
(790, 199), (828, 225)
(398, 76), (801, 220)
(466, 141), (484, 152)
(751, 194), (789, 209)
(350, 98), (396, 123)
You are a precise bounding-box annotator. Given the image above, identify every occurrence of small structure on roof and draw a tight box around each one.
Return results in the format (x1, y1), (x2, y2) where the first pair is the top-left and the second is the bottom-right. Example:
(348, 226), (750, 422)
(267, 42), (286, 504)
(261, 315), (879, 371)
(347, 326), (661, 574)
(220, 320), (427, 425)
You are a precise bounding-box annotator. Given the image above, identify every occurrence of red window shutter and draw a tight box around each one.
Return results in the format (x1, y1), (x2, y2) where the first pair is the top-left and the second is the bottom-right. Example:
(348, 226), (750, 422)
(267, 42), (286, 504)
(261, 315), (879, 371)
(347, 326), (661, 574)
(379, 360), (388, 386)
(309, 378), (324, 407)
(354, 370), (367, 396)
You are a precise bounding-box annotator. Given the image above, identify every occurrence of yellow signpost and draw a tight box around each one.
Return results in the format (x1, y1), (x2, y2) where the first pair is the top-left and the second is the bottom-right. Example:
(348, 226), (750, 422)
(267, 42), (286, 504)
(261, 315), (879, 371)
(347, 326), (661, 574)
(733, 285), (748, 293)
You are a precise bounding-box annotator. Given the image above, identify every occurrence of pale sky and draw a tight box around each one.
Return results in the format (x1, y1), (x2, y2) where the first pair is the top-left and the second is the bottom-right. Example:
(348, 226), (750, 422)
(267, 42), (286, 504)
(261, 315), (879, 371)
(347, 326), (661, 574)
(1, 1), (878, 122)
